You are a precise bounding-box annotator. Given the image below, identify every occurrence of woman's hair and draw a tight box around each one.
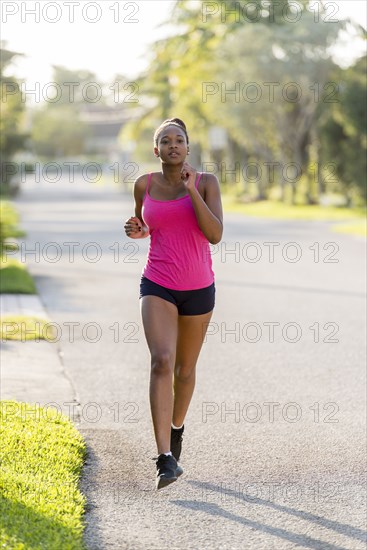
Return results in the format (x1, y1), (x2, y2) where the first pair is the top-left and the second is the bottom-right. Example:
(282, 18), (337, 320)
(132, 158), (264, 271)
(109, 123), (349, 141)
(154, 118), (189, 147)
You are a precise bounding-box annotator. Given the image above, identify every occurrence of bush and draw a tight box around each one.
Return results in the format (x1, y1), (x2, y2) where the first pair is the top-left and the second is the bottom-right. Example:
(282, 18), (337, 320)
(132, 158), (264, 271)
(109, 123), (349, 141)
(0, 201), (25, 255)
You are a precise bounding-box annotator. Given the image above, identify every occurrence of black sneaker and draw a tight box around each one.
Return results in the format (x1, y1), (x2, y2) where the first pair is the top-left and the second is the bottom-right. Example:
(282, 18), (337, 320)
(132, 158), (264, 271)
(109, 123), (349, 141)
(170, 425), (184, 462)
(155, 454), (178, 490)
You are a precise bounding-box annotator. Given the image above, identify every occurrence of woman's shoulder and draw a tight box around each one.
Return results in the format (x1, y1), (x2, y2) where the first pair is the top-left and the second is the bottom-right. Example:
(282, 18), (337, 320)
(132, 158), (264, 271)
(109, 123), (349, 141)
(134, 172), (152, 189)
(134, 172), (160, 186)
(200, 172), (219, 182)
(134, 172), (160, 201)
(199, 173), (221, 201)
(133, 173), (148, 202)
(200, 172), (220, 188)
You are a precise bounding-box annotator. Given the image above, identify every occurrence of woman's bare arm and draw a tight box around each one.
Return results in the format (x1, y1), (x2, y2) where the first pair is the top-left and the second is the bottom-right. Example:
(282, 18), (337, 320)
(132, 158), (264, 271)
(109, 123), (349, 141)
(124, 175), (150, 239)
(188, 173), (223, 245)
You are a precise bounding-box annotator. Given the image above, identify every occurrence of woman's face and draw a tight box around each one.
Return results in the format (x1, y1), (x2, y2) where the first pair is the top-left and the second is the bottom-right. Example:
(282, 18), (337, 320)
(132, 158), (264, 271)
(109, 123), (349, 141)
(154, 125), (188, 164)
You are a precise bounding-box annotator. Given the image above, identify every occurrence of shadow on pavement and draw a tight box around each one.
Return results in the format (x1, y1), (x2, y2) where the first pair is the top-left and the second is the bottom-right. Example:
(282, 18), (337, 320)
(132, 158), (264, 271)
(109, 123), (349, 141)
(171, 480), (366, 550)
(79, 440), (104, 550)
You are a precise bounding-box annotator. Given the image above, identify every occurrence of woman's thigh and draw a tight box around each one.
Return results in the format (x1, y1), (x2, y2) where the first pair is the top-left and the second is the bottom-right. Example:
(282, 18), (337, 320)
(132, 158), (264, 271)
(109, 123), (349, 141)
(140, 295), (179, 362)
(175, 310), (214, 372)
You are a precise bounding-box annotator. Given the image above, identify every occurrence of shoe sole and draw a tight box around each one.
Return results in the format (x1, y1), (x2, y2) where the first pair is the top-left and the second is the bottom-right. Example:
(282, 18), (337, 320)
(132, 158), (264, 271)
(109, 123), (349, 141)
(156, 475), (177, 490)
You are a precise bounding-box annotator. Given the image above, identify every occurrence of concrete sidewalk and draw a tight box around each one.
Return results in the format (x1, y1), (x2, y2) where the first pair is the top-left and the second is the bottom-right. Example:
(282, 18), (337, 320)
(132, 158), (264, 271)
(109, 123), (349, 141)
(1, 293), (80, 417)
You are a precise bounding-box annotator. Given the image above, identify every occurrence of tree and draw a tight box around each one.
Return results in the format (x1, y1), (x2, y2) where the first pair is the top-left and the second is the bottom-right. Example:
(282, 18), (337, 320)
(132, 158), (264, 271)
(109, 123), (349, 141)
(45, 65), (107, 106)
(0, 42), (29, 194)
(119, 0), (365, 204)
(31, 105), (90, 158)
(318, 55), (367, 205)
(29, 66), (99, 158)
(206, 4), (347, 203)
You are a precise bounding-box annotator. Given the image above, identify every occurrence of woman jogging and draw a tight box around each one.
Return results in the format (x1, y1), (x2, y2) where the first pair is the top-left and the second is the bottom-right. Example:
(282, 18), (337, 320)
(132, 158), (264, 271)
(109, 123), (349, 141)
(124, 118), (223, 490)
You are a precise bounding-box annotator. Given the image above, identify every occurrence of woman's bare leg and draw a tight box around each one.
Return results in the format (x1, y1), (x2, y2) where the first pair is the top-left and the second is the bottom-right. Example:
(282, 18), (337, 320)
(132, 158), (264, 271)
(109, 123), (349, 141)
(140, 295), (178, 454)
(172, 310), (214, 427)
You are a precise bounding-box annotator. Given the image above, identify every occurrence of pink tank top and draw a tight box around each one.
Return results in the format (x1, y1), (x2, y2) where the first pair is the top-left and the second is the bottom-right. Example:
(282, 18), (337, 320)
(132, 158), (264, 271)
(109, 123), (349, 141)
(141, 172), (215, 290)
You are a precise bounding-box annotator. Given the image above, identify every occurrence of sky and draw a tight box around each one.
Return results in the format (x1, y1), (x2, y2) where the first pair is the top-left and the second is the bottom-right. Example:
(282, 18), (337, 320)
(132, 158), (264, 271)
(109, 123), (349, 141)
(1, 0), (366, 86)
(1, 1), (178, 83)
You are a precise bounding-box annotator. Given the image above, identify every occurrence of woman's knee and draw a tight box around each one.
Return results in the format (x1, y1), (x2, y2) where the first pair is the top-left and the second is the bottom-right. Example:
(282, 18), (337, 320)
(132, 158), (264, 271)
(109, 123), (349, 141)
(151, 351), (175, 377)
(174, 364), (196, 383)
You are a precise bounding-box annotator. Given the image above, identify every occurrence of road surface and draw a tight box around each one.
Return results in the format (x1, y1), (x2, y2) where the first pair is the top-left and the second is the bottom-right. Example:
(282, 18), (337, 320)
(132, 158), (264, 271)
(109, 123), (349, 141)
(12, 174), (366, 550)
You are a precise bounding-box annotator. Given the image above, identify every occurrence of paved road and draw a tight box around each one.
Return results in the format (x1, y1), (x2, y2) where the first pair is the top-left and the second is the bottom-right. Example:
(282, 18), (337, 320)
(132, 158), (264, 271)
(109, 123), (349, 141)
(13, 175), (366, 549)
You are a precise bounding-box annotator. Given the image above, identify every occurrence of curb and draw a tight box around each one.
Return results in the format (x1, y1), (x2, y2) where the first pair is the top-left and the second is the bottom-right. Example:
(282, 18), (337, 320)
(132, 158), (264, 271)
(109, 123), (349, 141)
(1, 293), (51, 319)
(1, 293), (79, 419)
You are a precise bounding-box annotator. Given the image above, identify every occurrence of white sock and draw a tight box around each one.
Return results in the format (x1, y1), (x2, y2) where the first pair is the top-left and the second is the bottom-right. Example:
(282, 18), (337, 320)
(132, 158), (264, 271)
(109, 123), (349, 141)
(163, 451), (172, 456)
(171, 422), (183, 430)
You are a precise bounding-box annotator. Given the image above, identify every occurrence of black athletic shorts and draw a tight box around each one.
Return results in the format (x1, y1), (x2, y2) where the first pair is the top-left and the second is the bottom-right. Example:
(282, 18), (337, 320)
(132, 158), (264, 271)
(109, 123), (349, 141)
(139, 275), (215, 315)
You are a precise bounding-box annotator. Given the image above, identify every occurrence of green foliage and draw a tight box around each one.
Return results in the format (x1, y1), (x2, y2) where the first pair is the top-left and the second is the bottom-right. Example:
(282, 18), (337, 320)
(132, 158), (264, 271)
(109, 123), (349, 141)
(46, 65), (106, 106)
(318, 56), (367, 204)
(0, 201), (25, 255)
(0, 201), (36, 294)
(124, 0), (366, 205)
(28, 66), (103, 158)
(28, 65), (134, 160)
(0, 261), (37, 294)
(0, 44), (29, 193)
(222, 194), (366, 220)
(31, 105), (90, 158)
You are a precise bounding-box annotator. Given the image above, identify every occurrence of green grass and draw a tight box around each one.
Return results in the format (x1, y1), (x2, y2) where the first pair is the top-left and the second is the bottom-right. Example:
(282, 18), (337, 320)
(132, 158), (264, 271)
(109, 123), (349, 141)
(0, 315), (55, 341)
(222, 195), (366, 221)
(0, 201), (33, 293)
(0, 201), (25, 245)
(0, 400), (87, 549)
(330, 219), (367, 237)
(0, 258), (37, 294)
